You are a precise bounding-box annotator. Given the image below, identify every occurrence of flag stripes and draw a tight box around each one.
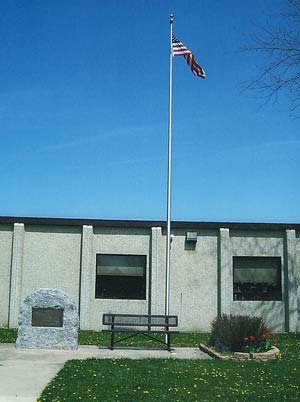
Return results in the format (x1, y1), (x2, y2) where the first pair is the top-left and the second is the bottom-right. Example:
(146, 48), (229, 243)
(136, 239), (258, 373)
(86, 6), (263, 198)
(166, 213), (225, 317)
(172, 34), (206, 78)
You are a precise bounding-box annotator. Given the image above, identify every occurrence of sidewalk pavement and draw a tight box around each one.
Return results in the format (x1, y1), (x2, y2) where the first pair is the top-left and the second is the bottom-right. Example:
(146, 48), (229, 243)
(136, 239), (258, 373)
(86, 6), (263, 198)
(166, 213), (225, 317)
(0, 343), (211, 402)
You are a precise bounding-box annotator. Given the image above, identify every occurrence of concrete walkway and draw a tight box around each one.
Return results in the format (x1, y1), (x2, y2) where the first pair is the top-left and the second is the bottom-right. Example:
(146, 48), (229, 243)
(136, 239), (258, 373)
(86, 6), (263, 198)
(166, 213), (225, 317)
(0, 344), (210, 402)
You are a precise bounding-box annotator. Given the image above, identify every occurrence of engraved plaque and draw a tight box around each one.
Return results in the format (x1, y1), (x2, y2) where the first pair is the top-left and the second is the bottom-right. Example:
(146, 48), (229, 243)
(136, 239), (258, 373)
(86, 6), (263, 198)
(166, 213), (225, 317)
(32, 308), (63, 327)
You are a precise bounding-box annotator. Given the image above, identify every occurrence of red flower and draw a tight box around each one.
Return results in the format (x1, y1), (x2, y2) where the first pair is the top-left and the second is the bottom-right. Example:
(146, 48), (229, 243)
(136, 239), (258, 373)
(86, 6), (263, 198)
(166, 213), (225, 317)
(262, 328), (269, 337)
(271, 333), (276, 337)
(243, 336), (248, 342)
(274, 338), (279, 343)
(249, 335), (255, 341)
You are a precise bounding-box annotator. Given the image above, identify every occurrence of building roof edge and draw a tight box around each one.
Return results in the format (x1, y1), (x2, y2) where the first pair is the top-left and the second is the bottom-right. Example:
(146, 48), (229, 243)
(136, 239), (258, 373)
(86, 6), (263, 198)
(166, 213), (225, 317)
(0, 216), (299, 231)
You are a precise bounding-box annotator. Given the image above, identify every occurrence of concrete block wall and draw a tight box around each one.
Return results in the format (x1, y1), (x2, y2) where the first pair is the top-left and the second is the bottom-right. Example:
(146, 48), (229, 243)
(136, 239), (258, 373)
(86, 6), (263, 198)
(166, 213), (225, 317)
(0, 218), (299, 332)
(296, 230), (300, 331)
(21, 225), (82, 306)
(6, 223), (82, 328)
(228, 230), (285, 331)
(0, 224), (13, 327)
(167, 229), (218, 332)
(80, 226), (151, 330)
(79, 226), (219, 332)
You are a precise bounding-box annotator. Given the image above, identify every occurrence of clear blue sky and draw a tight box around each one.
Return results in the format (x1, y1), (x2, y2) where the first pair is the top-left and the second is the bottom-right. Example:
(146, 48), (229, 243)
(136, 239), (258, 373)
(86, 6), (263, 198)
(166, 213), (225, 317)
(0, 0), (299, 223)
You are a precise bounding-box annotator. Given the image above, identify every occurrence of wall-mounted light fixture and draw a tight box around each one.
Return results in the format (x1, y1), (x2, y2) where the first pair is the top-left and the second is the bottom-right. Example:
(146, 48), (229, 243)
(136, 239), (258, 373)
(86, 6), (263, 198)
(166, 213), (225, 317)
(186, 232), (197, 243)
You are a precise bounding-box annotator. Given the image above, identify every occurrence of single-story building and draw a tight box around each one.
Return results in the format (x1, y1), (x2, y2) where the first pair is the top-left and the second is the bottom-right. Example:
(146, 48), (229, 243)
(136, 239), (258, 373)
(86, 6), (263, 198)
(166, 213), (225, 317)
(0, 216), (299, 332)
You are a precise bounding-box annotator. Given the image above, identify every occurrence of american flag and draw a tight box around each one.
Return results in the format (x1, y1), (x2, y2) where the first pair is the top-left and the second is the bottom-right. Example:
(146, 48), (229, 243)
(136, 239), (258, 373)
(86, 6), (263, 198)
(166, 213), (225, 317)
(172, 34), (206, 78)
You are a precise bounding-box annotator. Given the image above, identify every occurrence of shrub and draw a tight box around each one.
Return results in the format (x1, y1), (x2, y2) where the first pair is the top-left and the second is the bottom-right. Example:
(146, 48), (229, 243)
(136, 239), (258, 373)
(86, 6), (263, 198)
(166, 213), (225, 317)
(209, 314), (267, 352)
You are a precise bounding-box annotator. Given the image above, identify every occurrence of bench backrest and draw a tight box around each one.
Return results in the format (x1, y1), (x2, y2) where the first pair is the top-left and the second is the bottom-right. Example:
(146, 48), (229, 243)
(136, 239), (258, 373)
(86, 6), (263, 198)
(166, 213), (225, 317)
(103, 313), (178, 327)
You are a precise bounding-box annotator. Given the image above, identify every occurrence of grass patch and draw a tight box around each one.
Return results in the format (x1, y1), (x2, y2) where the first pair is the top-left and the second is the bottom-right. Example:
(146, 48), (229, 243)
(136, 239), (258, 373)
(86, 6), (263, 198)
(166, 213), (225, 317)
(79, 330), (209, 347)
(0, 327), (208, 348)
(0, 328), (17, 343)
(38, 334), (300, 402)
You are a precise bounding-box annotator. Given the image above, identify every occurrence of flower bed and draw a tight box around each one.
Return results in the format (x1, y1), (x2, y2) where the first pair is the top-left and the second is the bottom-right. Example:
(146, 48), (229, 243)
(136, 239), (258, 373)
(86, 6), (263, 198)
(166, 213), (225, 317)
(203, 314), (281, 361)
(199, 343), (280, 361)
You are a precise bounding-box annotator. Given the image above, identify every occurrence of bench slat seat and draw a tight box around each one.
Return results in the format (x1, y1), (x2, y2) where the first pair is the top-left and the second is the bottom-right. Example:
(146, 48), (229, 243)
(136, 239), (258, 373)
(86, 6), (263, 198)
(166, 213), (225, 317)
(102, 313), (178, 351)
(102, 328), (179, 333)
(103, 313), (178, 327)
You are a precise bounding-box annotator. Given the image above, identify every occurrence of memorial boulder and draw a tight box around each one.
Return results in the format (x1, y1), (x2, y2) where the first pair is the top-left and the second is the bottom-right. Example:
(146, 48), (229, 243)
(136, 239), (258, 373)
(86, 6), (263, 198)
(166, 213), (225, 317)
(16, 288), (79, 350)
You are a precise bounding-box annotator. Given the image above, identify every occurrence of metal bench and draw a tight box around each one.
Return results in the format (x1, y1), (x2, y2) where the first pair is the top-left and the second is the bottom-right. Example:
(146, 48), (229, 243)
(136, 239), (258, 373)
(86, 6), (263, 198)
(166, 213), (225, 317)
(102, 313), (178, 351)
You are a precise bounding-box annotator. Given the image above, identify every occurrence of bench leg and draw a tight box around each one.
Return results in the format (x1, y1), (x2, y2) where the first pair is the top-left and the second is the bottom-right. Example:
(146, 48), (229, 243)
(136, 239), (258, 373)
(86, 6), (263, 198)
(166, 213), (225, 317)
(110, 332), (115, 350)
(167, 333), (171, 351)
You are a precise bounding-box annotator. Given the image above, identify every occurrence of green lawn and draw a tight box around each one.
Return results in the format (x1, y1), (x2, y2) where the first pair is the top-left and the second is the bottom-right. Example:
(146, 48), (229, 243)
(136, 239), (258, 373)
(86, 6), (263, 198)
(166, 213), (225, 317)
(0, 328), (208, 347)
(2, 328), (300, 401)
(79, 330), (209, 348)
(0, 327), (17, 343)
(36, 333), (300, 402)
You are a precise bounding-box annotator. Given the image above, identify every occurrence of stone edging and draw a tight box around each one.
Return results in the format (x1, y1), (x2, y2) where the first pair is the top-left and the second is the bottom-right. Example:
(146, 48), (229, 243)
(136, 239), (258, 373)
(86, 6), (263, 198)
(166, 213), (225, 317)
(199, 343), (280, 362)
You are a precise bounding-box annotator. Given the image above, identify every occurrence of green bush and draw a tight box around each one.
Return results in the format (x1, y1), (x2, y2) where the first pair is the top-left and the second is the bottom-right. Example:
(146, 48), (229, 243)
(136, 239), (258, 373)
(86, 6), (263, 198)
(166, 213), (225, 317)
(209, 314), (266, 352)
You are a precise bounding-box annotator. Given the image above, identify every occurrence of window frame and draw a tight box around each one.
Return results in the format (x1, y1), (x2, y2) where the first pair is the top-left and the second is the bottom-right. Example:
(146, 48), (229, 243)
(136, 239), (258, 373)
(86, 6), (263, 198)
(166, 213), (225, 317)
(95, 253), (147, 300)
(233, 256), (282, 302)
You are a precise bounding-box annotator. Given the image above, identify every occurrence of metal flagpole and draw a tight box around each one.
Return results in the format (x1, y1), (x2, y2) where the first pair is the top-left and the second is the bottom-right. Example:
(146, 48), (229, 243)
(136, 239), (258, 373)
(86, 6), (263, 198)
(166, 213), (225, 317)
(165, 13), (173, 318)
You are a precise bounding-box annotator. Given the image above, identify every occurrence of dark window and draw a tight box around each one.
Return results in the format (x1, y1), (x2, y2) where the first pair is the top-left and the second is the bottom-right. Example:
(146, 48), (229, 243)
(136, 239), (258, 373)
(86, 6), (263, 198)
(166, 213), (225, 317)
(233, 256), (282, 301)
(95, 254), (146, 300)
